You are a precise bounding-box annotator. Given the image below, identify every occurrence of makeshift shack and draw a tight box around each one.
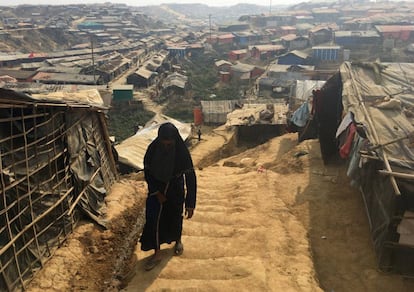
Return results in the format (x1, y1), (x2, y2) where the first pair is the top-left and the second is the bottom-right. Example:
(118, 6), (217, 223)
(161, 72), (188, 97)
(314, 61), (414, 275)
(0, 88), (117, 291)
(200, 100), (242, 125)
(226, 102), (288, 144)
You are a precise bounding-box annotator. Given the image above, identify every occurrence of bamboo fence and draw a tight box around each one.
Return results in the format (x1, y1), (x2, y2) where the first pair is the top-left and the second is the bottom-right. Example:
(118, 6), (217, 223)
(0, 100), (116, 291)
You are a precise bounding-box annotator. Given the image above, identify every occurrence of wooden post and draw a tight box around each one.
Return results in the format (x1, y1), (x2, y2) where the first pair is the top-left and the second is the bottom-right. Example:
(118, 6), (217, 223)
(378, 170), (414, 180)
(98, 112), (119, 180)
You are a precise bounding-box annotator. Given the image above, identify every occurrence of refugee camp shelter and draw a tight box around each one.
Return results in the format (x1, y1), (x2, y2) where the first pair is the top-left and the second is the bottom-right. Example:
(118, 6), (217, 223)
(312, 45), (341, 62)
(162, 72), (188, 96)
(226, 102), (288, 144)
(200, 100), (242, 125)
(127, 67), (157, 88)
(277, 50), (310, 65)
(315, 61), (414, 275)
(0, 88), (118, 291)
(113, 84), (134, 101)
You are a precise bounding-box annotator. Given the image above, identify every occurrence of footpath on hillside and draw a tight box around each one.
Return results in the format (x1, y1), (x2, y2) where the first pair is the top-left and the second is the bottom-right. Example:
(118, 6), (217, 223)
(26, 129), (414, 292)
(122, 131), (414, 292)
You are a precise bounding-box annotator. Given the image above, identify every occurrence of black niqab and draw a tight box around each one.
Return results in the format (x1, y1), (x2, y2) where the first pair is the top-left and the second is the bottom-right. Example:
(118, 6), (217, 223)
(145, 122), (193, 183)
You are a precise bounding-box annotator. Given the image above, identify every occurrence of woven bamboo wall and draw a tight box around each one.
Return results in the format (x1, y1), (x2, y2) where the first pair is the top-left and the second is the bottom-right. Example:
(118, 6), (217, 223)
(0, 102), (116, 291)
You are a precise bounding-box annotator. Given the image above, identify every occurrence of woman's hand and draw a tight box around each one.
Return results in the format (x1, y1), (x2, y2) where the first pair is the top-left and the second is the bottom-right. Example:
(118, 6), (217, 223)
(156, 191), (167, 204)
(185, 208), (194, 219)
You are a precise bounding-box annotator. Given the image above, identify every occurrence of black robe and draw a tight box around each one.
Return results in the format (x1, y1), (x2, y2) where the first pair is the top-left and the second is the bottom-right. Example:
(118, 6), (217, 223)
(140, 123), (197, 251)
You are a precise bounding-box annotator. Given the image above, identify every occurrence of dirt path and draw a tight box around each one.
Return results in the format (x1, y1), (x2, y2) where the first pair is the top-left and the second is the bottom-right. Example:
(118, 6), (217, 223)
(26, 130), (414, 292)
(123, 138), (321, 291)
(122, 133), (414, 292)
(133, 90), (164, 114)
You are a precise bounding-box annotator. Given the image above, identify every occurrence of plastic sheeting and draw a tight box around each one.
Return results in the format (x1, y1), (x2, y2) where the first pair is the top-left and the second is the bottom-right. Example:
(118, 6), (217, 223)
(340, 62), (414, 170)
(295, 80), (326, 101)
(115, 114), (191, 171)
(0, 88), (116, 291)
(226, 103), (288, 126)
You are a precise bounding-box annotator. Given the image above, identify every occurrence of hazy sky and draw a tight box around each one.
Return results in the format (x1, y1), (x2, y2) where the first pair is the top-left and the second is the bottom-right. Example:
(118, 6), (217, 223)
(0, 0), (296, 8)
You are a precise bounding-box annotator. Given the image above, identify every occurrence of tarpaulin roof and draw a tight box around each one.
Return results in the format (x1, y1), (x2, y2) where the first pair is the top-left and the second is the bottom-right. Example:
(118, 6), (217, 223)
(340, 62), (414, 169)
(115, 114), (191, 171)
(0, 88), (106, 108)
(226, 103), (288, 126)
(30, 89), (105, 108)
(295, 80), (326, 101)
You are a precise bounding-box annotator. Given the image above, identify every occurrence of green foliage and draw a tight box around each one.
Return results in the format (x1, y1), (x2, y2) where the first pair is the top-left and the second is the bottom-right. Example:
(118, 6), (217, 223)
(215, 81), (243, 100)
(163, 96), (195, 122)
(182, 52), (244, 101)
(107, 101), (154, 143)
(183, 53), (219, 99)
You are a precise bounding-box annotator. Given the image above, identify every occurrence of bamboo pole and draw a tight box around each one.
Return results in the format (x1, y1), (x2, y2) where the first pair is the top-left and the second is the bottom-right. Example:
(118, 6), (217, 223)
(0, 186), (75, 257)
(369, 132), (414, 150)
(347, 62), (401, 195)
(0, 112), (49, 123)
(360, 153), (381, 160)
(98, 112), (119, 180)
(378, 170), (414, 180)
(67, 167), (101, 215)
(2, 112), (25, 290)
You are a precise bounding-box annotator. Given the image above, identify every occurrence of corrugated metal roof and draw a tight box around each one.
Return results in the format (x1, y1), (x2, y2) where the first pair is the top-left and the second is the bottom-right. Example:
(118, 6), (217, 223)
(162, 72), (188, 89)
(215, 60), (232, 67)
(113, 85), (133, 90)
(309, 23), (339, 33)
(217, 34), (235, 39)
(280, 26), (296, 30)
(375, 25), (414, 32)
(0, 69), (36, 79)
(201, 100), (239, 114)
(280, 34), (299, 41)
(231, 62), (255, 73)
(268, 64), (314, 73)
(335, 30), (380, 37)
(312, 45), (341, 50)
(115, 114), (191, 170)
(249, 44), (284, 52)
(312, 8), (339, 14)
(32, 72), (97, 84)
(226, 103), (288, 126)
(229, 49), (248, 55)
(136, 67), (156, 79)
(37, 66), (83, 74)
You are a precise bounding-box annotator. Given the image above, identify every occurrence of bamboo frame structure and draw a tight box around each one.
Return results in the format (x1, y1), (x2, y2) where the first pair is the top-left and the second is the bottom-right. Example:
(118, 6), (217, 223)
(346, 62), (401, 195)
(0, 97), (117, 291)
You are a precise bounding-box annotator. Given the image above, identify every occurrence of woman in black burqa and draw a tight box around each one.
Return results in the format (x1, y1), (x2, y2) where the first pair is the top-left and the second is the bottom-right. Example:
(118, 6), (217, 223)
(140, 122), (197, 270)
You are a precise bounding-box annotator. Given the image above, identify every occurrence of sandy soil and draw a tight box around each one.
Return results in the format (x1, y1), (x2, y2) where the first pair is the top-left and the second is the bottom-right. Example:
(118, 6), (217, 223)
(26, 128), (414, 292)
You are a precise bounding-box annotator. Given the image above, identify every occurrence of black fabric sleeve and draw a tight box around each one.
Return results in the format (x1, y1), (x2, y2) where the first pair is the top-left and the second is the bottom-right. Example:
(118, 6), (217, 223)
(184, 169), (197, 209)
(144, 141), (165, 195)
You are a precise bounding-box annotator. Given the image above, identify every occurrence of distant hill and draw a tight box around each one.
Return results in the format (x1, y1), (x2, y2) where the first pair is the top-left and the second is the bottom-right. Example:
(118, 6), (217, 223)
(138, 3), (289, 24)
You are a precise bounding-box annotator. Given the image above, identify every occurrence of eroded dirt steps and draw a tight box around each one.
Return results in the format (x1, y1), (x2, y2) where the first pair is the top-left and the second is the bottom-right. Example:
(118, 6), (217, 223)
(123, 163), (321, 291)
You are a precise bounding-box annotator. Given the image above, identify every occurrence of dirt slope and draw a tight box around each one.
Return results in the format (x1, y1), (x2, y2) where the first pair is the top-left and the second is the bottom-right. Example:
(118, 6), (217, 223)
(26, 130), (414, 292)
(123, 132), (414, 292)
